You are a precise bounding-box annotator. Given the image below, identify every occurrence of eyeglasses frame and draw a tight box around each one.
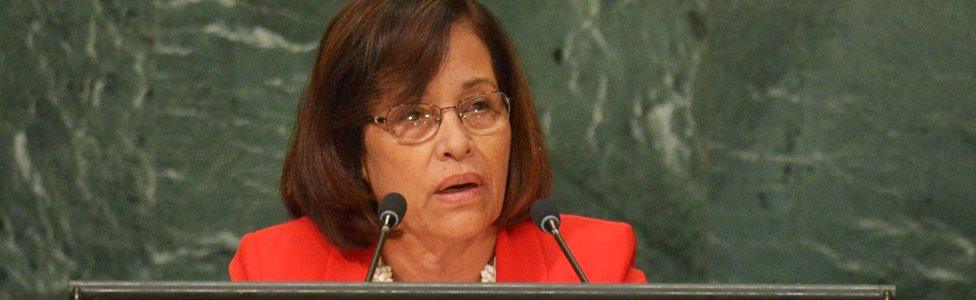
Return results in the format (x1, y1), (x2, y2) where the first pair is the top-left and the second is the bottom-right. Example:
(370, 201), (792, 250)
(364, 90), (512, 144)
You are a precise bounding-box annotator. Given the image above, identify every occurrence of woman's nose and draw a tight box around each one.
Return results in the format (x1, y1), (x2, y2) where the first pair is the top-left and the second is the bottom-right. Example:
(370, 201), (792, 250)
(432, 111), (473, 161)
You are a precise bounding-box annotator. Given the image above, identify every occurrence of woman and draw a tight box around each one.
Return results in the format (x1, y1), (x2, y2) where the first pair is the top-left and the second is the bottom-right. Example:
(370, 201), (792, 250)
(230, 0), (646, 283)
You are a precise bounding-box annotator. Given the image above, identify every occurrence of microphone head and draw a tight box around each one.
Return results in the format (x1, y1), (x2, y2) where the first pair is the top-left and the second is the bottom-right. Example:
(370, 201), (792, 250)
(530, 198), (560, 233)
(377, 193), (407, 228)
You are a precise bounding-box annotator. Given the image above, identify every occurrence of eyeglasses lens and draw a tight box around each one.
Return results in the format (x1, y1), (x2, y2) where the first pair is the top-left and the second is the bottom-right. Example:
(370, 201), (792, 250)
(386, 92), (509, 144)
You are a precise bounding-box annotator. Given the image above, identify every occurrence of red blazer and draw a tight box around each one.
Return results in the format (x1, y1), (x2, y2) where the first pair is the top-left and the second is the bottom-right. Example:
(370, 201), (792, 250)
(229, 214), (646, 283)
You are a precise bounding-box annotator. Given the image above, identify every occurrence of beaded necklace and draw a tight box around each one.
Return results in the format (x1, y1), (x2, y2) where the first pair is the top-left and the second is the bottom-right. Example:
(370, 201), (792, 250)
(371, 257), (496, 283)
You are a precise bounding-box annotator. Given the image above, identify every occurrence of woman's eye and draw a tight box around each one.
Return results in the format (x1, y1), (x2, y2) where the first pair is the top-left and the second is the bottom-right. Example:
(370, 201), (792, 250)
(398, 109), (429, 125)
(470, 100), (490, 113)
(405, 111), (422, 122)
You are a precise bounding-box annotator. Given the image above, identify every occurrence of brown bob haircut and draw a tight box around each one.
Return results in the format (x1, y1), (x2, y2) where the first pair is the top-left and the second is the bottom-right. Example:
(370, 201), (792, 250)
(280, 0), (552, 249)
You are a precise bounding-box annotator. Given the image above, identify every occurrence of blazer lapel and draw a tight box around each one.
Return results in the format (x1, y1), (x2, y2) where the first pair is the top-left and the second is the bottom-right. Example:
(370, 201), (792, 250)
(324, 245), (373, 282)
(326, 222), (550, 282)
(495, 223), (550, 282)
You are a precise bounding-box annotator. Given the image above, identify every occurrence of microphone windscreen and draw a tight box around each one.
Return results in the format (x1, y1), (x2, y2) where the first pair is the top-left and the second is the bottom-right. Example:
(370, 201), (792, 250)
(530, 198), (560, 232)
(378, 193), (407, 228)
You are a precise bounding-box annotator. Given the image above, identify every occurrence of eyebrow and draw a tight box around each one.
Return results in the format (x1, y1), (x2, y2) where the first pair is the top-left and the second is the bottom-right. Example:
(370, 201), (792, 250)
(461, 77), (497, 90)
(406, 77), (498, 106)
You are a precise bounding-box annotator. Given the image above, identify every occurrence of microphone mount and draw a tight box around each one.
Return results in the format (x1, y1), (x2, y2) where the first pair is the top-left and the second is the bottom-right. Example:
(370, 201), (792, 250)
(365, 215), (394, 282)
(545, 218), (589, 283)
(531, 199), (590, 283)
(365, 193), (407, 282)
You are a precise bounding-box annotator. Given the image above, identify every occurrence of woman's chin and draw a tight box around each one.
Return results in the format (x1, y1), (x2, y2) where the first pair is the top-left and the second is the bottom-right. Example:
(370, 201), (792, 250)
(425, 214), (498, 240)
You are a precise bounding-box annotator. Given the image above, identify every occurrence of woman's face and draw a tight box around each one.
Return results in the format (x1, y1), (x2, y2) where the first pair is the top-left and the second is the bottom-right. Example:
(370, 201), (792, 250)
(362, 23), (511, 241)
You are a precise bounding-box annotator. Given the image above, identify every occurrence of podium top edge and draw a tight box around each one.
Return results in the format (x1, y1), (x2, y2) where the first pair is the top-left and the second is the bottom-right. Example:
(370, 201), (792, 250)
(69, 281), (895, 289)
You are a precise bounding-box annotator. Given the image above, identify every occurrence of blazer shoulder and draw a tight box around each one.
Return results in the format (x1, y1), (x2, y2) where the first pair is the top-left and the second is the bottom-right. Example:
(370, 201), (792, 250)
(559, 214), (635, 237)
(245, 216), (324, 244)
(507, 214), (634, 239)
(559, 214), (645, 283)
(504, 214), (645, 283)
(230, 217), (337, 281)
(558, 214), (638, 262)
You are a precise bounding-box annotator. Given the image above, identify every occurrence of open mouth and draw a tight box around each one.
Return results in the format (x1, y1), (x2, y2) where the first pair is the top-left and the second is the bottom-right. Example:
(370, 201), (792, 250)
(433, 173), (484, 197)
(436, 182), (479, 194)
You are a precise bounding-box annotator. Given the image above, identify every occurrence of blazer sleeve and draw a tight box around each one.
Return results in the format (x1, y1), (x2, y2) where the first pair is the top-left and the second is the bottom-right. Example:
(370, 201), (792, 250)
(625, 265), (647, 283)
(228, 233), (252, 281)
(615, 222), (647, 283)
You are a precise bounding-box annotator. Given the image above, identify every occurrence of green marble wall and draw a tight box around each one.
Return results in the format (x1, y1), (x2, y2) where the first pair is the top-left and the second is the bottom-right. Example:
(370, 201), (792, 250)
(2, 0), (973, 298)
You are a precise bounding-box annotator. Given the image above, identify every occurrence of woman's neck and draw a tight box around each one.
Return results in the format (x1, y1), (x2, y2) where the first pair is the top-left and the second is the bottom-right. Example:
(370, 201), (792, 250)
(381, 227), (496, 282)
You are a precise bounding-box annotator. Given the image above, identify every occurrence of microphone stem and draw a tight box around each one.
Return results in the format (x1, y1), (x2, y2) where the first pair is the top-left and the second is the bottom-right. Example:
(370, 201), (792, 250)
(547, 220), (589, 283)
(365, 215), (392, 282)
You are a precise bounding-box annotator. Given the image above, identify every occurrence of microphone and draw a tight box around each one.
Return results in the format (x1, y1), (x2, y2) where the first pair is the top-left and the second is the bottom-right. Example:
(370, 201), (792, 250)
(530, 198), (589, 283)
(365, 193), (407, 282)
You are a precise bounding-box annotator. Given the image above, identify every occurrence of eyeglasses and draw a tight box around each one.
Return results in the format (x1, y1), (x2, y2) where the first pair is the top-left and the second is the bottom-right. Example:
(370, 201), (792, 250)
(366, 91), (511, 144)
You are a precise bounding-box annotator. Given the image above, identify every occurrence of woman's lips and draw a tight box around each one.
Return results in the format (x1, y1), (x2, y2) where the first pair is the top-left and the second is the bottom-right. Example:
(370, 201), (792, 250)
(433, 184), (483, 203)
(433, 172), (484, 203)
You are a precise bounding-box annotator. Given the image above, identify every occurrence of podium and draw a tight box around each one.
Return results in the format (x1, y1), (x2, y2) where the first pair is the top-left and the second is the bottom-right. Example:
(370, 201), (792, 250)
(69, 281), (895, 299)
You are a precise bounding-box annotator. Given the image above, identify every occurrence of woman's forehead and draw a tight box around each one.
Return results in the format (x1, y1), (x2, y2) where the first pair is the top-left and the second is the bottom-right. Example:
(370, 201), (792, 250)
(372, 76), (498, 109)
(459, 77), (497, 91)
(420, 77), (499, 101)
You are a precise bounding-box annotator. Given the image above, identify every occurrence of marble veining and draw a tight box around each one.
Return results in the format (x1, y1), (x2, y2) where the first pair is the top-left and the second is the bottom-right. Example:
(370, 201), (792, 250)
(1, 0), (974, 299)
